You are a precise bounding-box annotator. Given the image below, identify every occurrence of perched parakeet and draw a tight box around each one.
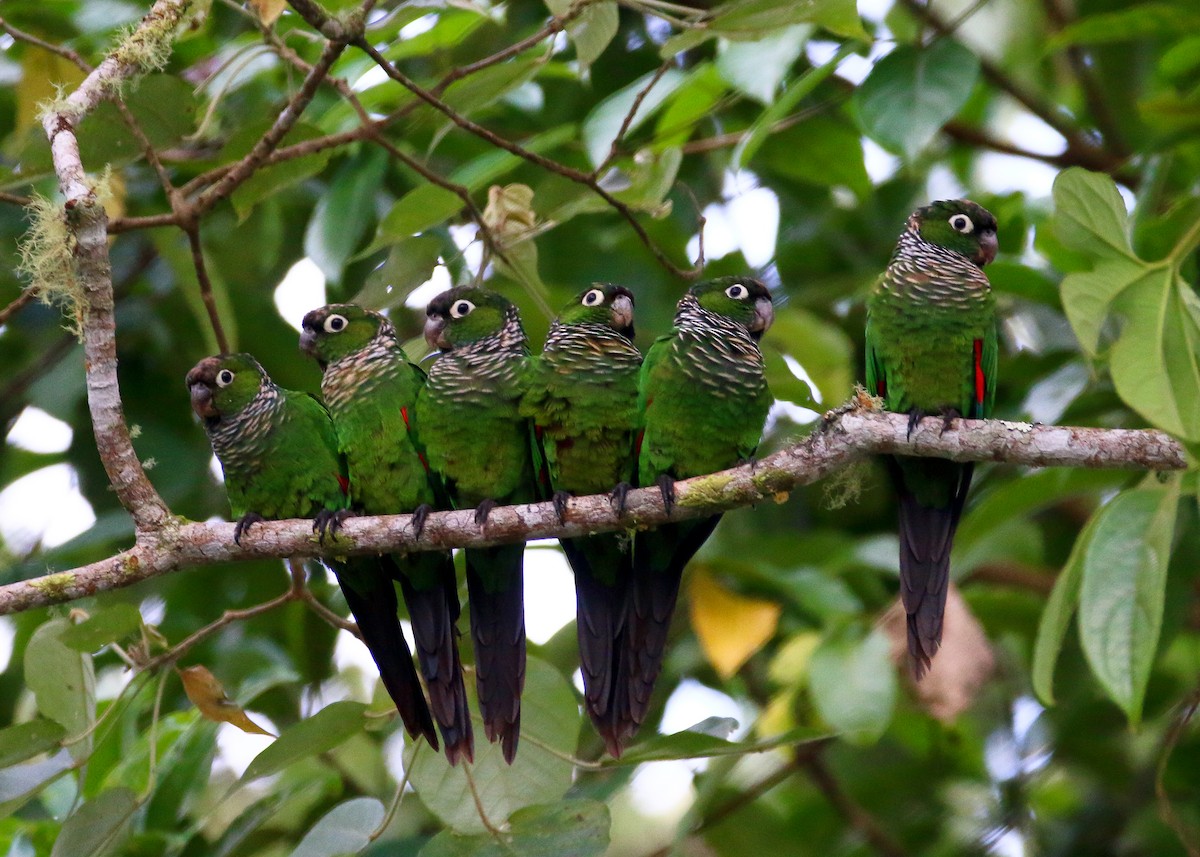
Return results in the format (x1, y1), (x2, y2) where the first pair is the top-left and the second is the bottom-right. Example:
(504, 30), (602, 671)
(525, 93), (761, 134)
(864, 199), (998, 677)
(521, 285), (642, 756)
(415, 287), (539, 763)
(614, 277), (774, 747)
(186, 353), (438, 747)
(299, 305), (473, 764)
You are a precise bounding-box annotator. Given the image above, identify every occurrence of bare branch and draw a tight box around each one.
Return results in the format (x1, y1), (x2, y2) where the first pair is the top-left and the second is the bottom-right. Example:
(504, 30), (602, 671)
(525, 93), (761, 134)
(0, 408), (1185, 616)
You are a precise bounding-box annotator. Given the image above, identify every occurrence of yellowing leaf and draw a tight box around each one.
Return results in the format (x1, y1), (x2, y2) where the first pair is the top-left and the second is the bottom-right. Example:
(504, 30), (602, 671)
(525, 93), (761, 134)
(248, 0), (286, 26)
(179, 665), (274, 736)
(689, 568), (781, 679)
(767, 631), (821, 686)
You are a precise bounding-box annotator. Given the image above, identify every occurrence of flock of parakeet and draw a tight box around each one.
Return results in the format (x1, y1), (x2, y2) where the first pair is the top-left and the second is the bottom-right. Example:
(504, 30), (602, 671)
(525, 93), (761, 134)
(186, 199), (999, 764)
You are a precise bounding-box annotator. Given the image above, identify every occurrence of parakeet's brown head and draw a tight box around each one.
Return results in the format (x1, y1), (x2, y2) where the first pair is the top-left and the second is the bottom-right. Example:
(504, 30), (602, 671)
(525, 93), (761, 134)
(186, 353), (268, 429)
(911, 199), (998, 267)
(424, 287), (518, 352)
(300, 304), (388, 368)
(558, 284), (635, 340)
(688, 276), (774, 341)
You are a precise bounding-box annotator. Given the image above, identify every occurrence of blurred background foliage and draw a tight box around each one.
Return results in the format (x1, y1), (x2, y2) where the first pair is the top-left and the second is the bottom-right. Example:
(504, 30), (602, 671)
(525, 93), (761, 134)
(1, 0), (1199, 854)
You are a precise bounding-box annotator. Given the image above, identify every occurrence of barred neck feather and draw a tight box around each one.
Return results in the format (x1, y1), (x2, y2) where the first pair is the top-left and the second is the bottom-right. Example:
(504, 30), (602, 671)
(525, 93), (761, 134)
(884, 222), (991, 304)
(671, 294), (766, 396)
(206, 378), (284, 475)
(542, 320), (641, 374)
(427, 306), (528, 401)
(322, 319), (405, 413)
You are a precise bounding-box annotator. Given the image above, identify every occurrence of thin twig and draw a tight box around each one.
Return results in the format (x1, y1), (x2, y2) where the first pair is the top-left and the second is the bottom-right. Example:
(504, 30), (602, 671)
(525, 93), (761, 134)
(0, 291), (37, 327)
(184, 225), (231, 354)
(1155, 683), (1200, 857)
(0, 190), (33, 206)
(800, 751), (909, 857)
(594, 60), (675, 178)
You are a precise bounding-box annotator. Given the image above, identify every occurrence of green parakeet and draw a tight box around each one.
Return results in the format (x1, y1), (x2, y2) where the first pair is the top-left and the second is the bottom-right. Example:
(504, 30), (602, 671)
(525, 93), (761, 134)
(521, 284), (642, 756)
(299, 305), (473, 764)
(614, 277), (774, 748)
(415, 287), (539, 763)
(864, 199), (998, 677)
(186, 353), (438, 746)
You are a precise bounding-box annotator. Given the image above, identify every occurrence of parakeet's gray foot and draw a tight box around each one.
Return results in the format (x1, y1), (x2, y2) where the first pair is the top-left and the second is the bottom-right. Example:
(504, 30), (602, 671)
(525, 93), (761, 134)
(234, 512), (265, 545)
(552, 491), (572, 525)
(610, 481), (633, 515)
(656, 474), (676, 516)
(313, 508), (353, 544)
(939, 408), (962, 435)
(474, 498), (498, 526)
(412, 503), (433, 540)
(906, 408), (926, 439)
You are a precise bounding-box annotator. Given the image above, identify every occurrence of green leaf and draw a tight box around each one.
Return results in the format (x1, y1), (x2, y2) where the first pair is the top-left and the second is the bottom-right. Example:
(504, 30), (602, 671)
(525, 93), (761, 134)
(0, 720), (66, 768)
(58, 604), (144, 652)
(1050, 167), (1136, 261)
(369, 185), (464, 250)
(616, 724), (827, 764)
(240, 701), (366, 784)
(304, 150), (388, 283)
(854, 41), (980, 160)
(1047, 3), (1200, 49)
(716, 26), (810, 105)
(763, 305), (854, 408)
(24, 618), (95, 758)
(713, 0), (868, 41)
(50, 787), (139, 857)
(808, 626), (895, 744)
(757, 116), (871, 198)
(450, 125), (577, 191)
(654, 64), (728, 149)
(0, 750), (75, 815)
(406, 657), (578, 834)
(289, 797), (385, 857)
(546, 0), (618, 68)
(353, 236), (443, 310)
(419, 800), (610, 857)
(1077, 486), (1178, 723)
(230, 123), (333, 221)
(441, 56), (543, 117)
(582, 69), (687, 167)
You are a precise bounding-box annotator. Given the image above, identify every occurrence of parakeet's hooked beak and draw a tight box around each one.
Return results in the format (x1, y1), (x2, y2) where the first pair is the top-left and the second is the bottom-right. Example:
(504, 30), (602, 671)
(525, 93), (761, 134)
(188, 381), (217, 420)
(298, 327), (319, 359)
(749, 297), (775, 340)
(610, 292), (634, 339)
(977, 229), (998, 266)
(424, 314), (450, 352)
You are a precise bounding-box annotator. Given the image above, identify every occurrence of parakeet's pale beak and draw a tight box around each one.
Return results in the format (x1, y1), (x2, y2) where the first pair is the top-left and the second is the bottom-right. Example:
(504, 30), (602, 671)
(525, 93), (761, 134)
(298, 327), (318, 357)
(978, 230), (998, 266)
(424, 314), (450, 352)
(188, 381), (217, 420)
(750, 297), (775, 339)
(610, 294), (634, 332)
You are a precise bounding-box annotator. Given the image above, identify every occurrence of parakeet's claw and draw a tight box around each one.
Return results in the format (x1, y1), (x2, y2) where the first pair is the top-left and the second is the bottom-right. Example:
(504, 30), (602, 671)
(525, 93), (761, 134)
(411, 504), (433, 541)
(738, 455), (759, 473)
(656, 474), (676, 516)
(609, 481), (633, 515)
(906, 409), (925, 440)
(233, 512), (265, 545)
(939, 409), (962, 436)
(474, 498), (498, 527)
(313, 508), (353, 544)
(552, 491), (572, 525)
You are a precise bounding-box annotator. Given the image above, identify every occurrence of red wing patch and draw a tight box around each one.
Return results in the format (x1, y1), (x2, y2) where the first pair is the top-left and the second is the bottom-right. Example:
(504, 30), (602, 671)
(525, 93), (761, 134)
(876, 380), (885, 397)
(973, 339), (985, 406)
(336, 474), (350, 495)
(400, 406), (411, 431)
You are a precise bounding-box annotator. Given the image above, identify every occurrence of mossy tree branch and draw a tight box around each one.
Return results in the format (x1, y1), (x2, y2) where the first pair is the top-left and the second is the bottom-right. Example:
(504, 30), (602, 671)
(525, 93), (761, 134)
(0, 406), (1185, 617)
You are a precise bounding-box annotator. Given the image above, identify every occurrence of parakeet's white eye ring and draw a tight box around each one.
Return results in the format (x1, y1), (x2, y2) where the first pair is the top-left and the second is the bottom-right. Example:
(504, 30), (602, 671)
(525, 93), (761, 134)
(949, 214), (974, 233)
(324, 314), (347, 333)
(582, 288), (605, 306)
(725, 283), (749, 299)
(450, 300), (475, 319)
(216, 369), (235, 387)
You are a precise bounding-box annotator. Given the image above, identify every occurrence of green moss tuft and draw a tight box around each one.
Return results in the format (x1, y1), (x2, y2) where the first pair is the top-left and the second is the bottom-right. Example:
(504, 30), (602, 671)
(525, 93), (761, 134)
(678, 472), (736, 508)
(17, 194), (82, 338)
(823, 459), (869, 510)
(31, 571), (76, 600)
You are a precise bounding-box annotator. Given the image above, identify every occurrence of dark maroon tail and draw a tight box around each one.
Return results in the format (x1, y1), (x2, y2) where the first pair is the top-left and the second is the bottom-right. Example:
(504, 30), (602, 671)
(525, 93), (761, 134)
(465, 543), (526, 763)
(888, 459), (974, 678)
(560, 534), (631, 757)
(392, 552), (474, 765)
(330, 557), (437, 747)
(611, 516), (721, 750)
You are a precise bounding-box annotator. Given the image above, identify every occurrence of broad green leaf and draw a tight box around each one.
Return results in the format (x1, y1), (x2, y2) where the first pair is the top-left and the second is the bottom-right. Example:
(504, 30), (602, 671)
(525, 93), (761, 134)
(1078, 486), (1178, 723)
(145, 716), (217, 830)
(450, 125), (577, 191)
(758, 115), (871, 197)
(230, 123), (333, 221)
(419, 800), (610, 857)
(24, 619), (95, 758)
(714, 0), (867, 41)
(353, 236), (444, 310)
(304, 150), (388, 283)
(546, 0), (618, 68)
(854, 41), (980, 160)
(582, 69), (687, 167)
(0, 750), (75, 814)
(406, 657), (578, 834)
(289, 797), (385, 857)
(617, 724), (828, 764)
(0, 720), (65, 768)
(442, 56), (543, 117)
(1050, 167), (1135, 261)
(50, 787), (139, 857)
(654, 64), (728, 149)
(716, 26), (810, 104)
(764, 305), (854, 407)
(366, 185), (464, 253)
(240, 701), (366, 784)
(808, 626), (895, 744)
(58, 604), (143, 652)
(1047, 3), (1200, 49)
(384, 10), (489, 62)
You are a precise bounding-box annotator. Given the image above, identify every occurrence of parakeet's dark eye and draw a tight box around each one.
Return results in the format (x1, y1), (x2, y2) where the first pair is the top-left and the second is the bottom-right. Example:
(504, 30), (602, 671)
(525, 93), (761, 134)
(582, 288), (605, 306)
(949, 214), (974, 233)
(324, 314), (347, 333)
(216, 369), (235, 387)
(449, 300), (475, 319)
(725, 283), (749, 299)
